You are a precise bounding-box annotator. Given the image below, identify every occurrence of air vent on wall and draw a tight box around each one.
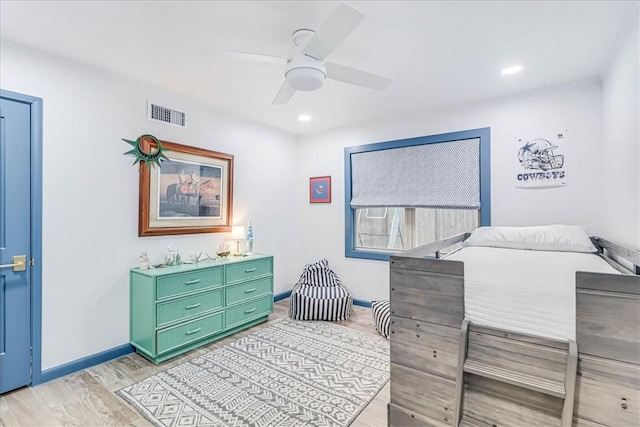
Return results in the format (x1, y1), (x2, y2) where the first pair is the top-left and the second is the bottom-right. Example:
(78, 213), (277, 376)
(147, 101), (187, 128)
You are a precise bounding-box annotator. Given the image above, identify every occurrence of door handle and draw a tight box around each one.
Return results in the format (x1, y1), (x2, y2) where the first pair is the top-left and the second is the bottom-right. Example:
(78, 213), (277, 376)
(0, 255), (27, 272)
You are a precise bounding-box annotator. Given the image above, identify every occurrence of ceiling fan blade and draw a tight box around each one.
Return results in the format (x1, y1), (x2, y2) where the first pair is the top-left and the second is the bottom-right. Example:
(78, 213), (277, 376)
(272, 80), (296, 105)
(216, 50), (287, 65)
(304, 2), (365, 62)
(325, 62), (392, 91)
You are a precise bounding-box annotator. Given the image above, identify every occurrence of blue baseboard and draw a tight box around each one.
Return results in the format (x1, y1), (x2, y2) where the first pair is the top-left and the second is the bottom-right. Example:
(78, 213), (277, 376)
(274, 290), (371, 308)
(273, 290), (292, 302)
(39, 343), (134, 384)
(352, 298), (372, 308)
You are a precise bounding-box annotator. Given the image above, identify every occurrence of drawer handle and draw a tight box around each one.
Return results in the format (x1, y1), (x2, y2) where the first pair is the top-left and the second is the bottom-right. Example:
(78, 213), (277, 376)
(186, 327), (202, 335)
(244, 307), (257, 314)
(244, 268), (257, 273)
(185, 279), (201, 285)
(244, 288), (257, 293)
(185, 303), (202, 310)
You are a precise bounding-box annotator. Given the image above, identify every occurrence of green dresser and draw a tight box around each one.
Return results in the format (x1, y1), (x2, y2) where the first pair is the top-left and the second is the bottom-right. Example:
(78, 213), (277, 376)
(130, 254), (273, 363)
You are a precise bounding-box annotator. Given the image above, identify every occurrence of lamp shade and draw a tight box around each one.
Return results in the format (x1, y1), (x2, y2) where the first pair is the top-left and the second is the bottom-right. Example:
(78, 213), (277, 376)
(231, 225), (245, 240)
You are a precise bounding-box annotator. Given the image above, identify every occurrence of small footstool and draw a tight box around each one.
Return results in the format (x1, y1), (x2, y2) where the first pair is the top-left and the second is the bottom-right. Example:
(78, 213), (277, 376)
(371, 300), (390, 339)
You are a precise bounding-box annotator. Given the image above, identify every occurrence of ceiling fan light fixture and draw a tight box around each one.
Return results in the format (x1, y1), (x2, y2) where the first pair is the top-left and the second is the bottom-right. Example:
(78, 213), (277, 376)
(285, 66), (326, 91)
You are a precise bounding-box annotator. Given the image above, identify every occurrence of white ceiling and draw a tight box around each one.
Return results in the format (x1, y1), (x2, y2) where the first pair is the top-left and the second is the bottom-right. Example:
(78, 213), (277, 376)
(0, 1), (634, 135)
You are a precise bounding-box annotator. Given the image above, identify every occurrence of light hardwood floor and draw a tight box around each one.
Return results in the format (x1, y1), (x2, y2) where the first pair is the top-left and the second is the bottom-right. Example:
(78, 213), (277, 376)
(0, 300), (390, 427)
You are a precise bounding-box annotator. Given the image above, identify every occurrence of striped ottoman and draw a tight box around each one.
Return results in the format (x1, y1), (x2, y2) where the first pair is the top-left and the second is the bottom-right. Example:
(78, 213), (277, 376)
(371, 300), (390, 339)
(289, 258), (352, 321)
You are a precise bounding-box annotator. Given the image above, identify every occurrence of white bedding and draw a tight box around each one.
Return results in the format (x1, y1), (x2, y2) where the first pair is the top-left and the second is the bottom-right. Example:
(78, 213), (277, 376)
(446, 246), (621, 341)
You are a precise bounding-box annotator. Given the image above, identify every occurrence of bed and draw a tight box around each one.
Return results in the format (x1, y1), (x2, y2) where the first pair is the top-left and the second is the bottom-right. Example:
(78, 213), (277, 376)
(387, 225), (639, 427)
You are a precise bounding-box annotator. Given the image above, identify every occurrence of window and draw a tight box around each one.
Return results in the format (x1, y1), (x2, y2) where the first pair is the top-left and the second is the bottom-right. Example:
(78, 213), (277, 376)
(344, 128), (490, 260)
(354, 207), (479, 251)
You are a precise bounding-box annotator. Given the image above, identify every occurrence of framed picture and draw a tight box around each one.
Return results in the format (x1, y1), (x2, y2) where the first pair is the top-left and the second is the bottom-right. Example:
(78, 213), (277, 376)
(309, 176), (331, 203)
(138, 136), (234, 236)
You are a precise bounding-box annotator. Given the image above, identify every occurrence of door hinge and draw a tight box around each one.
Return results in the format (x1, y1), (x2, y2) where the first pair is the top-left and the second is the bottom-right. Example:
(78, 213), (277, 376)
(30, 258), (35, 267)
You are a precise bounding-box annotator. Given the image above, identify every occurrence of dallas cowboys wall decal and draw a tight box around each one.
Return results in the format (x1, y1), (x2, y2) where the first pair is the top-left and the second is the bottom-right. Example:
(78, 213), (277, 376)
(515, 132), (568, 188)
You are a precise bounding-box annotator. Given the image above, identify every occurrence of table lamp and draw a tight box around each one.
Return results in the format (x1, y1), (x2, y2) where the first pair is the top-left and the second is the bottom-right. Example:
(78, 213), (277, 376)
(231, 225), (245, 256)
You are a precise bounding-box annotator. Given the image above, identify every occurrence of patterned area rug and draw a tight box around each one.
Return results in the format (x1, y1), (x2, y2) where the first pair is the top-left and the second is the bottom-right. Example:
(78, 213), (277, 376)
(118, 319), (390, 427)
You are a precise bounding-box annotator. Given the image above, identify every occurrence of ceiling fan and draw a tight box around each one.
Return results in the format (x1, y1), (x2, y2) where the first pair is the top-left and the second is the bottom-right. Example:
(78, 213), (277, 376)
(223, 2), (392, 105)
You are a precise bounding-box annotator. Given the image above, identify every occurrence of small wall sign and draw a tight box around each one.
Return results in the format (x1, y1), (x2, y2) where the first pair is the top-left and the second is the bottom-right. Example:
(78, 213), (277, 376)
(309, 176), (331, 203)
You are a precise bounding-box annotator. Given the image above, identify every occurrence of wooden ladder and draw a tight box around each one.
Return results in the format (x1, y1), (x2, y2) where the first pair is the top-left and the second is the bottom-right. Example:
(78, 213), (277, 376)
(452, 319), (578, 427)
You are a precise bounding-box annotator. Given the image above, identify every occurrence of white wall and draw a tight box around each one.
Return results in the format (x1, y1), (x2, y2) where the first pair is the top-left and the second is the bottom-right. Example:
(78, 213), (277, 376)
(601, 6), (640, 249)
(298, 80), (605, 302)
(1, 43), (301, 370)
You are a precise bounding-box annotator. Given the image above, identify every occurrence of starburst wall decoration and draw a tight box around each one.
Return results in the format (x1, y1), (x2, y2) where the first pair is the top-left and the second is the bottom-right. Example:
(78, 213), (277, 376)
(122, 134), (169, 167)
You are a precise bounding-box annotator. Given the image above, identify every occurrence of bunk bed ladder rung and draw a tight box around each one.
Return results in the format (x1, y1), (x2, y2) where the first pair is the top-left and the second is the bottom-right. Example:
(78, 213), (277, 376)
(453, 319), (578, 427)
(462, 360), (565, 398)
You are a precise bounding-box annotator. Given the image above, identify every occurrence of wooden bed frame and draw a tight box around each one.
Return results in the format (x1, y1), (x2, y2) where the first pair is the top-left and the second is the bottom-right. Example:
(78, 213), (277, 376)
(388, 234), (640, 427)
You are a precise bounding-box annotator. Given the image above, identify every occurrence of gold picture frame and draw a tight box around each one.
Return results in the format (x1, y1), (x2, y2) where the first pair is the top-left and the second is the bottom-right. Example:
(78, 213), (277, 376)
(138, 136), (233, 236)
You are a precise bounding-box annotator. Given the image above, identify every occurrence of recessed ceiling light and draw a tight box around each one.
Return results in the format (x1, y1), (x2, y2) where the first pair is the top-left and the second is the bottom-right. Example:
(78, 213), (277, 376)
(298, 114), (312, 122)
(501, 65), (523, 75)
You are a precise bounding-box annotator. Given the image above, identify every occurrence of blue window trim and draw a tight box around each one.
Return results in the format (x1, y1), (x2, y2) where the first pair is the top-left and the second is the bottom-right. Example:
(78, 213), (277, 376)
(1, 89), (44, 385)
(344, 127), (491, 261)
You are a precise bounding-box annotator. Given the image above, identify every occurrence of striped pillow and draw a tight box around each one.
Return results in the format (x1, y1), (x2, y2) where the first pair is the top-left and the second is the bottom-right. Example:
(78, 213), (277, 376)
(371, 300), (391, 339)
(297, 258), (342, 287)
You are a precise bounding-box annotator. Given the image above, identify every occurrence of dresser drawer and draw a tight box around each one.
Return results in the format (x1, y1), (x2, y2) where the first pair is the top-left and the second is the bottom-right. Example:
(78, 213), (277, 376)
(226, 258), (272, 284)
(226, 276), (273, 306)
(156, 288), (224, 328)
(225, 295), (273, 328)
(156, 267), (223, 300)
(157, 311), (224, 355)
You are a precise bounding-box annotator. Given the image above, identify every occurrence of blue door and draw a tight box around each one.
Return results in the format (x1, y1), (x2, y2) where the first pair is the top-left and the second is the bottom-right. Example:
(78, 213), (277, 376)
(0, 96), (32, 393)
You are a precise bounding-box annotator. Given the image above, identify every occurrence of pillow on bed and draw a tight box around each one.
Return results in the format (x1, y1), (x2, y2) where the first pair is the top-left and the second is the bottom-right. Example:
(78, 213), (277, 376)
(462, 225), (597, 253)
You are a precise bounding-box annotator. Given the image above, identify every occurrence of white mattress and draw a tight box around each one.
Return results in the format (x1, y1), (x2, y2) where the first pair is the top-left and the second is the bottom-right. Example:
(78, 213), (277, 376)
(446, 247), (621, 341)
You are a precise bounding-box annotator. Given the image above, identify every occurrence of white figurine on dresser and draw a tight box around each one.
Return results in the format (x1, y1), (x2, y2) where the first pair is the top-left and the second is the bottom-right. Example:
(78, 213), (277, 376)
(138, 252), (153, 270)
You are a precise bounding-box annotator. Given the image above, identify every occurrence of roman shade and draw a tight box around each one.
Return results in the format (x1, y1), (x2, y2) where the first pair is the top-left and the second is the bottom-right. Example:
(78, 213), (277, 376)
(350, 138), (480, 209)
